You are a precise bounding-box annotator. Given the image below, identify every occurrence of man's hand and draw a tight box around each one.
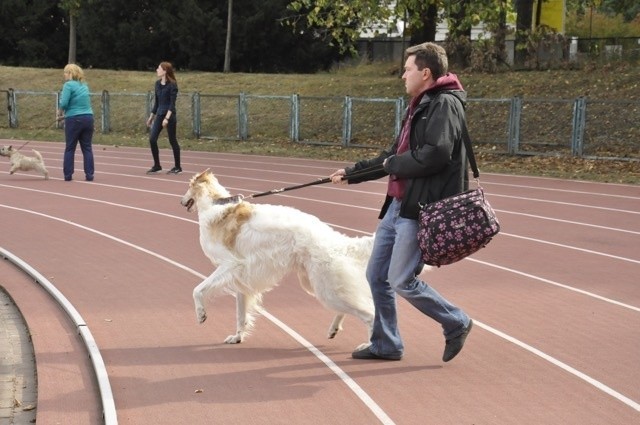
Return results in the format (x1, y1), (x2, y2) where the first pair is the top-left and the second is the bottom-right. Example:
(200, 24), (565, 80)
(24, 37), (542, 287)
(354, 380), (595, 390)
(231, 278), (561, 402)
(330, 169), (347, 184)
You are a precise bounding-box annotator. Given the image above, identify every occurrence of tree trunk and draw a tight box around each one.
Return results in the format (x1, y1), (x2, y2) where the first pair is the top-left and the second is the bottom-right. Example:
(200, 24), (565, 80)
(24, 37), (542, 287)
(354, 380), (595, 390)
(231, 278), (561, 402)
(223, 0), (232, 73)
(515, 0), (534, 67)
(68, 13), (77, 64)
(448, 0), (472, 68)
(409, 4), (438, 45)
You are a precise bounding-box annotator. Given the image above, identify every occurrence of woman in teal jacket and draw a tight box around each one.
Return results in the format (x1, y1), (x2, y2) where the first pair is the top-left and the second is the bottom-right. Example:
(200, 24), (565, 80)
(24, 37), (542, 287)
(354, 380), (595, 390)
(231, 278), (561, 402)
(57, 63), (95, 181)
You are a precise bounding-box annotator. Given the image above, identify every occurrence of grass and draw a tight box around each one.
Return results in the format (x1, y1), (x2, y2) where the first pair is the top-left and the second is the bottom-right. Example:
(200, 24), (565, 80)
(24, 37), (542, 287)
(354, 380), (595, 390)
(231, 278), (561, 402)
(1, 62), (638, 184)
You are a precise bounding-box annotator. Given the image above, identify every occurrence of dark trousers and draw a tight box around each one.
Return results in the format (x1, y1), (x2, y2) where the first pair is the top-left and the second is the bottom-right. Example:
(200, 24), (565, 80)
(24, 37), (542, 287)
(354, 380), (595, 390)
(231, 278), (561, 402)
(149, 114), (181, 168)
(64, 114), (95, 180)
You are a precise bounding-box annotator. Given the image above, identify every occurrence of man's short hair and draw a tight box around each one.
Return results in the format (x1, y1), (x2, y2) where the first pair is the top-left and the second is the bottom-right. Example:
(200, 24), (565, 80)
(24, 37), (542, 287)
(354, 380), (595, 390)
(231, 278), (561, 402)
(405, 42), (448, 80)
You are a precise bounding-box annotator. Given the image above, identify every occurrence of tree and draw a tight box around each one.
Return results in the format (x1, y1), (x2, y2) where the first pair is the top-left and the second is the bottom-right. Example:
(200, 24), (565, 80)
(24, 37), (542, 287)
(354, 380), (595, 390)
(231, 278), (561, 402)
(232, 0), (345, 73)
(76, 0), (225, 70)
(286, 0), (417, 54)
(1, 0), (348, 73)
(0, 0), (67, 67)
(59, 0), (83, 64)
(408, 3), (438, 45)
(514, 0), (535, 65)
(600, 0), (640, 21)
(224, 0), (233, 72)
(285, 0), (515, 69)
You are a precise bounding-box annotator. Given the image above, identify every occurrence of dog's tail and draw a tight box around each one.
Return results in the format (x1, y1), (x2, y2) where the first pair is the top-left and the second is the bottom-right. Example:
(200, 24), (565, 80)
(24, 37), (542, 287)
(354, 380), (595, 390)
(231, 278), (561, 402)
(32, 150), (44, 162)
(344, 234), (431, 274)
(344, 234), (375, 263)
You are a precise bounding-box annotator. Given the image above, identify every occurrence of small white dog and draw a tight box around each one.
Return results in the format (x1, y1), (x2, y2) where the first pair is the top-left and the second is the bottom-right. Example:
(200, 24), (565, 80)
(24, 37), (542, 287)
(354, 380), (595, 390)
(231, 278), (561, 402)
(0, 145), (49, 180)
(181, 169), (375, 348)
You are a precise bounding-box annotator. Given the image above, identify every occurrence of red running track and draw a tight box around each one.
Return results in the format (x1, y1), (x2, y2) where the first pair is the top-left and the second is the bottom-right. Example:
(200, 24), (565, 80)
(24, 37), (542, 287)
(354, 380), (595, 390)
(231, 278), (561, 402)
(1, 139), (639, 425)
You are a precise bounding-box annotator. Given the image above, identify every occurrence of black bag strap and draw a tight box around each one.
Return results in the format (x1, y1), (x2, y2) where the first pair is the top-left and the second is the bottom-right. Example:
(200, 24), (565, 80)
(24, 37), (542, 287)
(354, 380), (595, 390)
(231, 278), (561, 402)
(460, 119), (480, 179)
(440, 91), (479, 179)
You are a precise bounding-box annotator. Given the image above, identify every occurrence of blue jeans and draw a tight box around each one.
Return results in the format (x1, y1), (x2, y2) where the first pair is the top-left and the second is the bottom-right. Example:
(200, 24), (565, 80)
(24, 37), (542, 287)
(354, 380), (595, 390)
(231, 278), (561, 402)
(64, 114), (94, 180)
(366, 198), (470, 357)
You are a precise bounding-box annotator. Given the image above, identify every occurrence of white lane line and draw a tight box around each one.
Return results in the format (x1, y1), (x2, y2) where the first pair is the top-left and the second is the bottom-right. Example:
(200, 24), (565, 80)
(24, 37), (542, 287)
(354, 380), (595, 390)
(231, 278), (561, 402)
(0, 247), (118, 425)
(484, 181), (640, 200)
(480, 172), (640, 189)
(492, 193), (639, 214)
(495, 209), (640, 235)
(475, 319), (640, 412)
(0, 204), (395, 425)
(499, 232), (640, 263)
(0, 184), (638, 298)
(264, 312), (395, 425)
(466, 258), (640, 312)
(3, 201), (639, 414)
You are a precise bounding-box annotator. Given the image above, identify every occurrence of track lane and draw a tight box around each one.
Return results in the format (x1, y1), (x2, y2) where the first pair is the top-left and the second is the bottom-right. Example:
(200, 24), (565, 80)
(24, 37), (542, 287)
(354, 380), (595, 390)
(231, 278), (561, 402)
(1, 140), (638, 424)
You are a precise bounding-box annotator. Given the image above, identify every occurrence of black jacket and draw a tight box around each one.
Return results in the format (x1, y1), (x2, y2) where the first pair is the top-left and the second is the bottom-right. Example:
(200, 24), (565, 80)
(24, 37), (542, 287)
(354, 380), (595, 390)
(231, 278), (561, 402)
(151, 80), (178, 117)
(345, 88), (469, 220)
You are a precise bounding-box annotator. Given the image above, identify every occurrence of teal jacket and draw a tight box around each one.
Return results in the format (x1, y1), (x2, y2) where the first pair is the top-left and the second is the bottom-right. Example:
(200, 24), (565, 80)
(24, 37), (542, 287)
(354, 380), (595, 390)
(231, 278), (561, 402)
(59, 80), (93, 117)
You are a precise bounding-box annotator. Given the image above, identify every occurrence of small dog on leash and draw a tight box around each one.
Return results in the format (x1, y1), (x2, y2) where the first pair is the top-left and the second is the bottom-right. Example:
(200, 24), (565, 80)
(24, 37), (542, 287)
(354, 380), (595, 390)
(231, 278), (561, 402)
(0, 145), (49, 180)
(181, 169), (375, 348)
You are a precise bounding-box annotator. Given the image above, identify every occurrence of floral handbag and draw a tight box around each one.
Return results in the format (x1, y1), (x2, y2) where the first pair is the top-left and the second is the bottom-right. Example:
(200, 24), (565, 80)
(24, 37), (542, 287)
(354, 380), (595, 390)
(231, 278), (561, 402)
(417, 122), (500, 267)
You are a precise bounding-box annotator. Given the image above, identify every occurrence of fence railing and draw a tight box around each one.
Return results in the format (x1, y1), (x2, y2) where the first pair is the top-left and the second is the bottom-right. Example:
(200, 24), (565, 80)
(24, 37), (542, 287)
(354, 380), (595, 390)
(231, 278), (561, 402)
(2, 89), (638, 161)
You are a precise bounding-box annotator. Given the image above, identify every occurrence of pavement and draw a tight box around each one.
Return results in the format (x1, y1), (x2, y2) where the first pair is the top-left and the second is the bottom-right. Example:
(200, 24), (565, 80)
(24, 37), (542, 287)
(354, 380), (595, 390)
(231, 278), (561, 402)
(0, 286), (37, 424)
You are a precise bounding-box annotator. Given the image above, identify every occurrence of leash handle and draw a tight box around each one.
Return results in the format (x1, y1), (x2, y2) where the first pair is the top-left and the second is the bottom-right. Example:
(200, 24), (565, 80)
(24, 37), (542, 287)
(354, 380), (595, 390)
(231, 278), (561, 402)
(342, 163), (386, 182)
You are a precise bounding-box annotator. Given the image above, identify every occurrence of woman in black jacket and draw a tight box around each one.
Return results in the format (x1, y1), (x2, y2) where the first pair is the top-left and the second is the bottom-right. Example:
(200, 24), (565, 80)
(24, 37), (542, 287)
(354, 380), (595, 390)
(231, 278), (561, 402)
(330, 42), (473, 362)
(146, 61), (182, 174)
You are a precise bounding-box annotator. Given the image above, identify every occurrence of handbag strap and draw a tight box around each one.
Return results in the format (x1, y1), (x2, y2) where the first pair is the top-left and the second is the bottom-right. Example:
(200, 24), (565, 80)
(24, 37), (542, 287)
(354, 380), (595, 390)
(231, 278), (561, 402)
(442, 91), (479, 179)
(460, 119), (480, 179)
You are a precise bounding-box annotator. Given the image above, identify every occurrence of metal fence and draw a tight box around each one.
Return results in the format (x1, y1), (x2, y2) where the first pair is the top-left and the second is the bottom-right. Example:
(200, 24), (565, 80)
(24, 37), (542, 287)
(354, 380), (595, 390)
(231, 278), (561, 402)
(2, 89), (638, 161)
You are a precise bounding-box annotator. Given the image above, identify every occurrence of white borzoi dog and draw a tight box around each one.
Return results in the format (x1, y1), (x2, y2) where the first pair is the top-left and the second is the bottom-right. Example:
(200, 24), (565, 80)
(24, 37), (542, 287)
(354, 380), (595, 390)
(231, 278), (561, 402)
(181, 169), (374, 348)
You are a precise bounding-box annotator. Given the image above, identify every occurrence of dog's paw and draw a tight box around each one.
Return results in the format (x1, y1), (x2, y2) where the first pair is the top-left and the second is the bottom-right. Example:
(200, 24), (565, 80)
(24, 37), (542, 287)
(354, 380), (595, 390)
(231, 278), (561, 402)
(224, 334), (243, 344)
(327, 314), (345, 339)
(327, 326), (342, 339)
(196, 309), (207, 324)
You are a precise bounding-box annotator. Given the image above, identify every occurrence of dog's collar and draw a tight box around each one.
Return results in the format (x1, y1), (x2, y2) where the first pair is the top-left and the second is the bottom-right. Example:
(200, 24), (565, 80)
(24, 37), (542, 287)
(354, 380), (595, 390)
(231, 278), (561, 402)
(212, 194), (243, 206)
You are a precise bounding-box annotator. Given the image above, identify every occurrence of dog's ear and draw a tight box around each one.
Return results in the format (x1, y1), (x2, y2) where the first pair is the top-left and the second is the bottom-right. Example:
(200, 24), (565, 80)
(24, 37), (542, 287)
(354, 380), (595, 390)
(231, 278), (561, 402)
(193, 168), (210, 181)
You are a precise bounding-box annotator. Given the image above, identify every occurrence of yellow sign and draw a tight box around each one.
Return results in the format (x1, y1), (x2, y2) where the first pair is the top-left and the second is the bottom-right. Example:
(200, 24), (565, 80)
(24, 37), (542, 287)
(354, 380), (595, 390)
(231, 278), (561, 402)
(538, 0), (566, 34)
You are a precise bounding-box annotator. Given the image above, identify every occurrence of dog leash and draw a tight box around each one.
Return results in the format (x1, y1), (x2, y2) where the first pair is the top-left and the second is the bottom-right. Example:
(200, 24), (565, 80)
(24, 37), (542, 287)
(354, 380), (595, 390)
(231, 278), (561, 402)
(242, 163), (386, 200)
(246, 177), (331, 199)
(209, 164), (386, 205)
(15, 119), (63, 149)
(14, 141), (30, 151)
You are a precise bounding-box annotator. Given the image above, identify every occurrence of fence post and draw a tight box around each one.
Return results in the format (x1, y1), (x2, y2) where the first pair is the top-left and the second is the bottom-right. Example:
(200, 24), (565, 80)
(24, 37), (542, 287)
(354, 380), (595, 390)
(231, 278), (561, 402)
(507, 96), (522, 155)
(101, 90), (110, 133)
(145, 91), (153, 134)
(238, 92), (248, 140)
(342, 96), (352, 147)
(571, 96), (587, 157)
(54, 91), (62, 129)
(290, 94), (299, 142)
(192, 92), (201, 138)
(8, 89), (17, 128)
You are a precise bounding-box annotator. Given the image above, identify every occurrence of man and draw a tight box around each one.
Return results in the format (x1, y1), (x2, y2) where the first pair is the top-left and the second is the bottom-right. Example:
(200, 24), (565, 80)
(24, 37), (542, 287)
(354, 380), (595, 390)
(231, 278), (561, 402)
(330, 42), (472, 362)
